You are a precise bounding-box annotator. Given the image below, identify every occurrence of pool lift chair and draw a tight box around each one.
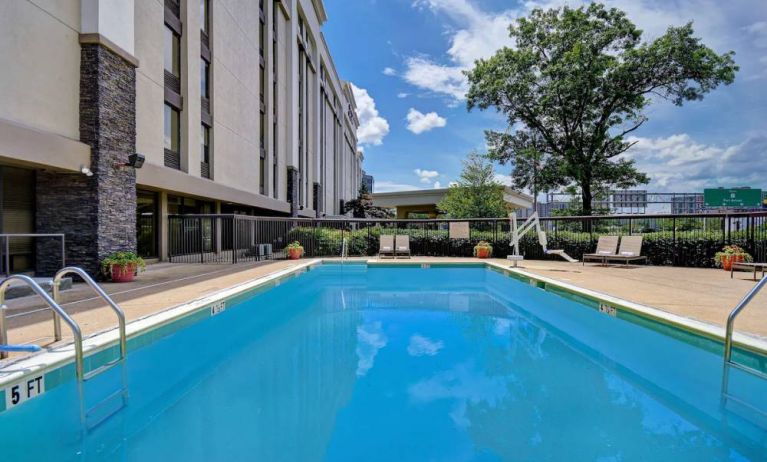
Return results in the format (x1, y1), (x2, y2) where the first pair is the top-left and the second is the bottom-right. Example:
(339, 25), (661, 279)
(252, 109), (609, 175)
(507, 212), (578, 267)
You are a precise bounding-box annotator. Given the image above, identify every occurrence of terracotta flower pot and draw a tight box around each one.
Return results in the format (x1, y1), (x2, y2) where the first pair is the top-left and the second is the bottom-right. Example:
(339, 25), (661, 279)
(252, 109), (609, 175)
(288, 248), (303, 260)
(111, 263), (136, 282)
(720, 254), (744, 272)
(475, 247), (491, 259)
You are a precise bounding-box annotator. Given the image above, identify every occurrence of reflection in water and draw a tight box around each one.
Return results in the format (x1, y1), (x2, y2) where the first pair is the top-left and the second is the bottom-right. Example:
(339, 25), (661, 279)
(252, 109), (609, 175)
(356, 322), (387, 377)
(1, 265), (765, 461)
(407, 334), (444, 357)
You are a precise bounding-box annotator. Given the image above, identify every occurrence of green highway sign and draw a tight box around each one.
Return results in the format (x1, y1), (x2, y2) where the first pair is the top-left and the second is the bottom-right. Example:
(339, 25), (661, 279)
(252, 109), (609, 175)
(704, 188), (763, 208)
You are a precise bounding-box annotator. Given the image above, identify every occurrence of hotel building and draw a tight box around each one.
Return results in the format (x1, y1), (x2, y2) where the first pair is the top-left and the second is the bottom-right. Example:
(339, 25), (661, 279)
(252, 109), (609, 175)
(0, 0), (363, 273)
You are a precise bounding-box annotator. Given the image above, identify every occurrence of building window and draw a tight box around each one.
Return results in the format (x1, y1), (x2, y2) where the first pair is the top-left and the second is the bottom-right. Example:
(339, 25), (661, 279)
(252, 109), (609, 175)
(200, 59), (210, 98)
(200, 0), (209, 34)
(164, 104), (180, 169)
(201, 124), (211, 179)
(164, 26), (180, 77)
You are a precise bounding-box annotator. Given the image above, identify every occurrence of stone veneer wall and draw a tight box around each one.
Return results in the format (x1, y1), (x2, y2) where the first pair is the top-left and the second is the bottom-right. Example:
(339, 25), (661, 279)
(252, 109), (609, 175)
(36, 43), (137, 276)
(288, 167), (299, 217)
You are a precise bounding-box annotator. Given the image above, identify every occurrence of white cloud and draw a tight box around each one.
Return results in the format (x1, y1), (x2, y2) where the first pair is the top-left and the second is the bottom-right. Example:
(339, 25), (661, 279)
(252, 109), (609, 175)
(620, 133), (767, 191)
(403, 57), (471, 102)
(404, 0), (517, 102)
(351, 83), (390, 146)
(375, 181), (421, 192)
(406, 0), (767, 100)
(383, 67), (397, 76)
(406, 108), (448, 134)
(433, 181), (442, 189)
(493, 173), (513, 186)
(397, 92), (410, 98)
(407, 335), (445, 356)
(356, 322), (387, 377)
(414, 168), (440, 183)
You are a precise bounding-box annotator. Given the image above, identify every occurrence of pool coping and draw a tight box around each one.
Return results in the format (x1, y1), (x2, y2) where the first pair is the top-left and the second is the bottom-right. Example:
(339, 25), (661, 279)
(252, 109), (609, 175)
(1, 258), (765, 414)
(0, 259), (323, 410)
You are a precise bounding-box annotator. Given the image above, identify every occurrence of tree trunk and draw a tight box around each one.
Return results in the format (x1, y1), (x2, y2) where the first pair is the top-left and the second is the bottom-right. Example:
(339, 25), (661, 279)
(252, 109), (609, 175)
(581, 183), (592, 216)
(581, 183), (593, 234)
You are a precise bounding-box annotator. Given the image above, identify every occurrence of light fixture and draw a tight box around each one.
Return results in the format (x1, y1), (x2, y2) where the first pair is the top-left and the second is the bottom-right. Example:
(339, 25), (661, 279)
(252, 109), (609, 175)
(80, 165), (93, 177)
(125, 153), (145, 169)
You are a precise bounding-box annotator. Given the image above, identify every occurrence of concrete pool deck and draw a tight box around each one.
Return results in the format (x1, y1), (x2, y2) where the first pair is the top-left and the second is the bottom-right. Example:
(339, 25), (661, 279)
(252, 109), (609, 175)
(1, 257), (765, 363)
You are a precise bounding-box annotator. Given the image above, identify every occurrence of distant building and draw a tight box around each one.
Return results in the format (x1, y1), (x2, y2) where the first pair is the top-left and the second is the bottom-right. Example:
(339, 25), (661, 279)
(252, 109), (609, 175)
(362, 173), (374, 194)
(671, 195), (705, 214)
(517, 201), (570, 218)
(372, 188), (533, 219)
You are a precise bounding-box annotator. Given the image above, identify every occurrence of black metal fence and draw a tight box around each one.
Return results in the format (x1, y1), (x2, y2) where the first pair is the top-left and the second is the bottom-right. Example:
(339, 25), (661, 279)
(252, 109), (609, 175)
(167, 212), (767, 268)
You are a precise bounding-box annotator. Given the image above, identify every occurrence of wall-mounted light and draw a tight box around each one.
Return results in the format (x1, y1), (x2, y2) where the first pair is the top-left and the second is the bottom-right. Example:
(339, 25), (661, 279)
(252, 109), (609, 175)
(126, 153), (145, 169)
(80, 165), (93, 177)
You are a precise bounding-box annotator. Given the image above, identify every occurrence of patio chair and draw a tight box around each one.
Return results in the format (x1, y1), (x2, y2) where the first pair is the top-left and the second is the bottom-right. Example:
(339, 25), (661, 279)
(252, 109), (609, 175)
(606, 235), (647, 265)
(378, 235), (395, 259)
(582, 236), (619, 266)
(395, 235), (411, 259)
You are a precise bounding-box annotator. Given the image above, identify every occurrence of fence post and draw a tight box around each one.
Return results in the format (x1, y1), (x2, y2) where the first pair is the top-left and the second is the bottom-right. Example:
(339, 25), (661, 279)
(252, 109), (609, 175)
(672, 216), (677, 266)
(232, 216), (238, 264)
(198, 217), (204, 264)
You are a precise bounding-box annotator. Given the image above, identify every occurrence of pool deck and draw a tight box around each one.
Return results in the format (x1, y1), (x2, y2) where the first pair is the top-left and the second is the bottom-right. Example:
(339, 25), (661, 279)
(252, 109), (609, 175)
(1, 257), (765, 363)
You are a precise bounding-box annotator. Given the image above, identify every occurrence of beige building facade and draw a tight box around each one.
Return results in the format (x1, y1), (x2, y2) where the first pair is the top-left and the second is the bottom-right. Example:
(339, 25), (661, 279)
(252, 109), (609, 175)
(0, 0), (362, 270)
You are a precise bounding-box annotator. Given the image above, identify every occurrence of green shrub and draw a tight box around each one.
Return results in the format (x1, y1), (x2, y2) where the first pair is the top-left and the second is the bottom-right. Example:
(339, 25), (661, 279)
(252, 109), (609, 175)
(284, 224), (763, 268)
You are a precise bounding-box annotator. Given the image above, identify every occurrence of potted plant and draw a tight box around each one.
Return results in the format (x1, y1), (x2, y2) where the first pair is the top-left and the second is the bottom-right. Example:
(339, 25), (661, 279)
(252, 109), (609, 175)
(714, 245), (753, 271)
(286, 241), (304, 260)
(473, 241), (493, 259)
(101, 251), (146, 282)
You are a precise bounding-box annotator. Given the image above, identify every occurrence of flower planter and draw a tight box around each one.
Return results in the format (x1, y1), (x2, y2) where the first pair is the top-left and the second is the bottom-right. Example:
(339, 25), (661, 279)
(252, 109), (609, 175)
(475, 248), (491, 259)
(720, 254), (744, 272)
(111, 263), (136, 283)
(288, 248), (303, 260)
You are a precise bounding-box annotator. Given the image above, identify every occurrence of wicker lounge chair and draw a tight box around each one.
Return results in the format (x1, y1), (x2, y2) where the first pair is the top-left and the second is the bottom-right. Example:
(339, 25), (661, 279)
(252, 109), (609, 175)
(605, 236), (647, 265)
(395, 235), (411, 259)
(378, 235), (395, 258)
(582, 236), (619, 265)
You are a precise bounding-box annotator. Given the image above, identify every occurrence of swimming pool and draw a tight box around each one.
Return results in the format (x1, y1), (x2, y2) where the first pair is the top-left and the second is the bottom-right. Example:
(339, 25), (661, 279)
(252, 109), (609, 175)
(1, 263), (766, 461)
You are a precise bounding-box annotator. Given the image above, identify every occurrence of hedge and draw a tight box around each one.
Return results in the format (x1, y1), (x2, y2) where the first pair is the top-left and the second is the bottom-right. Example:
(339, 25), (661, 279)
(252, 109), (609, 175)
(285, 226), (765, 268)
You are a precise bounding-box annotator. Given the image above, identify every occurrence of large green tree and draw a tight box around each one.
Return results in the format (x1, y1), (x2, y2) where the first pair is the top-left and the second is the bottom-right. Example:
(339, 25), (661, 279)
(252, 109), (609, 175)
(438, 153), (508, 218)
(467, 3), (738, 214)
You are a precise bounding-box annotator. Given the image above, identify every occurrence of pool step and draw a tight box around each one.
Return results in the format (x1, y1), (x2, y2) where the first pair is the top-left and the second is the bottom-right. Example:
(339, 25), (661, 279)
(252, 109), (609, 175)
(84, 386), (129, 430)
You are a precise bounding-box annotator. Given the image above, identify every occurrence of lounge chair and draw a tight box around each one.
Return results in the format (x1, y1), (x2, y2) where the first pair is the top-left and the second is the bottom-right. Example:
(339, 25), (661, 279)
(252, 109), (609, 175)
(582, 236), (619, 266)
(378, 235), (395, 258)
(395, 235), (411, 259)
(606, 235), (647, 265)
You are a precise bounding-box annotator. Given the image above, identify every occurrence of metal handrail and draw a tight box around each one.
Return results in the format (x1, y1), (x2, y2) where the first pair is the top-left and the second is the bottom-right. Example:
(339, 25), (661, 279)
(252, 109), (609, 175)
(723, 276), (767, 362)
(0, 275), (84, 380)
(52, 267), (127, 366)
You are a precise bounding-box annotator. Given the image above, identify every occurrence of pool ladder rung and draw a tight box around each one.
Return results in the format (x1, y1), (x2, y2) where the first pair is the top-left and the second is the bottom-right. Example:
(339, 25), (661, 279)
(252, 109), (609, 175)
(720, 276), (767, 420)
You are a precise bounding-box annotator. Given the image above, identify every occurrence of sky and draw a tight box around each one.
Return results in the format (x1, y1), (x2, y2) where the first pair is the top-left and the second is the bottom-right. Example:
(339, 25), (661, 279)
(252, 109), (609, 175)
(322, 0), (767, 195)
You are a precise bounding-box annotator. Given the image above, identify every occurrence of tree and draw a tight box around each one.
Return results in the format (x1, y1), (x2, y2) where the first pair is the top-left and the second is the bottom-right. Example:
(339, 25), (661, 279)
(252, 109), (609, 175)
(467, 3), (738, 215)
(437, 153), (508, 218)
(343, 184), (393, 218)
(485, 129), (562, 208)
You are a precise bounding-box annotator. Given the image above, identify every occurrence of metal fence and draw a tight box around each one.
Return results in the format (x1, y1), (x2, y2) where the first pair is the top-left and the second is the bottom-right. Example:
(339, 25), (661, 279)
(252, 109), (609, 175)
(167, 212), (767, 268)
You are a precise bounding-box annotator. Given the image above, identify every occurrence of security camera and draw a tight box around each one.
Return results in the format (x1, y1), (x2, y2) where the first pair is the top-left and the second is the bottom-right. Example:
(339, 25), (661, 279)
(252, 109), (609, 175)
(80, 165), (93, 177)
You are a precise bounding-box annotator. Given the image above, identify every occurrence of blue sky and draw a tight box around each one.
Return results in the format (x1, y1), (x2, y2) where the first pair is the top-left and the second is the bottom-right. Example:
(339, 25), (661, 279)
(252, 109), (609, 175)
(323, 0), (767, 194)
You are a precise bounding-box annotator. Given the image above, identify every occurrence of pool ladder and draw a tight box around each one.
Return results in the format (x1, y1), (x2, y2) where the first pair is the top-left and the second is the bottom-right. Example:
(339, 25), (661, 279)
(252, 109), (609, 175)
(0, 268), (129, 430)
(721, 275), (767, 418)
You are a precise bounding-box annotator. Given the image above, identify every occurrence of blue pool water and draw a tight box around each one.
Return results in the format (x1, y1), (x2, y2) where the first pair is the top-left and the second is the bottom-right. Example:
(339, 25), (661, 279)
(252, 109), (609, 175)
(1, 264), (766, 461)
